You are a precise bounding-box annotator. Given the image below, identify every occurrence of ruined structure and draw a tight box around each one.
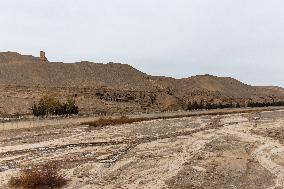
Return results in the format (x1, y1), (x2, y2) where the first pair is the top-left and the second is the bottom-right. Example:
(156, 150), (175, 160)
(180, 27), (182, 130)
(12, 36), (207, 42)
(39, 51), (48, 62)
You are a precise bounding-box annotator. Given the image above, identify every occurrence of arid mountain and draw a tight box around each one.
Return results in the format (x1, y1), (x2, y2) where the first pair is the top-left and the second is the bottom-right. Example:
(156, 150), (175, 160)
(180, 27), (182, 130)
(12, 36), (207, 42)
(154, 75), (284, 98)
(0, 51), (283, 116)
(0, 52), (160, 90)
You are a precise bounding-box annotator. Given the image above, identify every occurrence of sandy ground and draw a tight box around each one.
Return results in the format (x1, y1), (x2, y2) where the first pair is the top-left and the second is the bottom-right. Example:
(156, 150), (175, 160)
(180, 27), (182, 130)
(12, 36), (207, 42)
(0, 109), (284, 189)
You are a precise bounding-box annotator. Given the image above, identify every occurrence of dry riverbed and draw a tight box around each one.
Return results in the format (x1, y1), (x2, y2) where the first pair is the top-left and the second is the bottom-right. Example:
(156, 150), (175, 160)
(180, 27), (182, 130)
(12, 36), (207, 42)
(0, 109), (284, 189)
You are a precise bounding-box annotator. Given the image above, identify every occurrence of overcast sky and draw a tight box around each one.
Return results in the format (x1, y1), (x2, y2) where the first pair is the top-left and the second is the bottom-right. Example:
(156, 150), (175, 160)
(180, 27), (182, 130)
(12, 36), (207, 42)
(0, 0), (283, 87)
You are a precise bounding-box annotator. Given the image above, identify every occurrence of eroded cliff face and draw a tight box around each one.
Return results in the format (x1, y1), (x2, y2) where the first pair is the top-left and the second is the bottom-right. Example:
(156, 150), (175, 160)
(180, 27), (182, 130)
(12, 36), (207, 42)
(0, 86), (180, 115)
(0, 85), (283, 116)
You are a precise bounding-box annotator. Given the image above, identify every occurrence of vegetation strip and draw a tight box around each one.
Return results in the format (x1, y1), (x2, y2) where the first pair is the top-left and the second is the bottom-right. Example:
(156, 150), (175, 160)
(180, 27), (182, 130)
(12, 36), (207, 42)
(83, 107), (284, 128)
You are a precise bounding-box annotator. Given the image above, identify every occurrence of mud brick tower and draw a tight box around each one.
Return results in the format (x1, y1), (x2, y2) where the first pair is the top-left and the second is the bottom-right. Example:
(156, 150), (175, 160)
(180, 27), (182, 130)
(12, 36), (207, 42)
(39, 51), (48, 62)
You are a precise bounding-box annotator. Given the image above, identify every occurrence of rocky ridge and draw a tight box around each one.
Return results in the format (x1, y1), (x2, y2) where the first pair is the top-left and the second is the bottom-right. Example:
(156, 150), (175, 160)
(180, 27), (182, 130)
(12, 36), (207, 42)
(0, 51), (283, 116)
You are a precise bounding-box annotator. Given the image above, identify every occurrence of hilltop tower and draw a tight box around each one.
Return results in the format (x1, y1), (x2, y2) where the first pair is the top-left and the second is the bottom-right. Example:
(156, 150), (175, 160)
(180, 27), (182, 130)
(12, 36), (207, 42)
(39, 51), (48, 62)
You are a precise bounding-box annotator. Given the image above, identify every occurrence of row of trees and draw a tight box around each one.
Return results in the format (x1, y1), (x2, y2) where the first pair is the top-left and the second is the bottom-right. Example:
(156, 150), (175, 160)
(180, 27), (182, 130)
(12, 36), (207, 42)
(247, 101), (284, 108)
(186, 100), (284, 111)
(31, 96), (284, 116)
(32, 96), (79, 117)
(187, 101), (240, 111)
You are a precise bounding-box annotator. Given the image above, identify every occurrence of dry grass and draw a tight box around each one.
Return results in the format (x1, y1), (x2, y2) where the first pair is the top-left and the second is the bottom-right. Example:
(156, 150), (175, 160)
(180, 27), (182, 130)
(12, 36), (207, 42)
(9, 162), (67, 189)
(84, 107), (284, 128)
(87, 116), (150, 127)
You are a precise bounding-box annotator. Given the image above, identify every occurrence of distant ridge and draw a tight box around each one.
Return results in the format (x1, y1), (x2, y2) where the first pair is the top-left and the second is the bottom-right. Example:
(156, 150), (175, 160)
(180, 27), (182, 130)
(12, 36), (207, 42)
(0, 51), (157, 90)
(0, 51), (283, 115)
(0, 51), (43, 64)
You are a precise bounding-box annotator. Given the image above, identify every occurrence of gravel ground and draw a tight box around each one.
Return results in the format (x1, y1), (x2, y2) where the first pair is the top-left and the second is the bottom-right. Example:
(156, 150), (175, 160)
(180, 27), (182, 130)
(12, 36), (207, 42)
(0, 109), (284, 189)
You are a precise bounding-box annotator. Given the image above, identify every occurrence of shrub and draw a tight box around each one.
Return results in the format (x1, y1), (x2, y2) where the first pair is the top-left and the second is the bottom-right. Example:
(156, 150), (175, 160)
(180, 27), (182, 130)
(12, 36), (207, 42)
(32, 96), (79, 117)
(95, 117), (115, 127)
(87, 116), (146, 127)
(65, 98), (79, 115)
(9, 162), (67, 189)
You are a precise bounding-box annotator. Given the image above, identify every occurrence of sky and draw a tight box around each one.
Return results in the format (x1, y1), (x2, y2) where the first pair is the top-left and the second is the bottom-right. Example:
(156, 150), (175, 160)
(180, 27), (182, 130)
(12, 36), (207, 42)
(0, 0), (283, 87)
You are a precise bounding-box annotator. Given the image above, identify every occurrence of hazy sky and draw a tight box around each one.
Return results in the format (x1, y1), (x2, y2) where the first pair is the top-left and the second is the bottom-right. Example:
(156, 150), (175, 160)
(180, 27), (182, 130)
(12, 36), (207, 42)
(0, 0), (283, 87)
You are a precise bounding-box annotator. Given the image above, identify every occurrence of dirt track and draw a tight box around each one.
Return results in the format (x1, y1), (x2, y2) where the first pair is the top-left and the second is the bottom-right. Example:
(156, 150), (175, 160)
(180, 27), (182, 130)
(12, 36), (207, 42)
(0, 109), (284, 188)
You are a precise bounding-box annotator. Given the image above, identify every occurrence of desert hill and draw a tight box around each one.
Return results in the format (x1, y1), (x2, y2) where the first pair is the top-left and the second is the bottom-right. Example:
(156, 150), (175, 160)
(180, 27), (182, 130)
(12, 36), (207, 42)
(0, 52), (160, 90)
(154, 75), (284, 98)
(0, 51), (283, 116)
